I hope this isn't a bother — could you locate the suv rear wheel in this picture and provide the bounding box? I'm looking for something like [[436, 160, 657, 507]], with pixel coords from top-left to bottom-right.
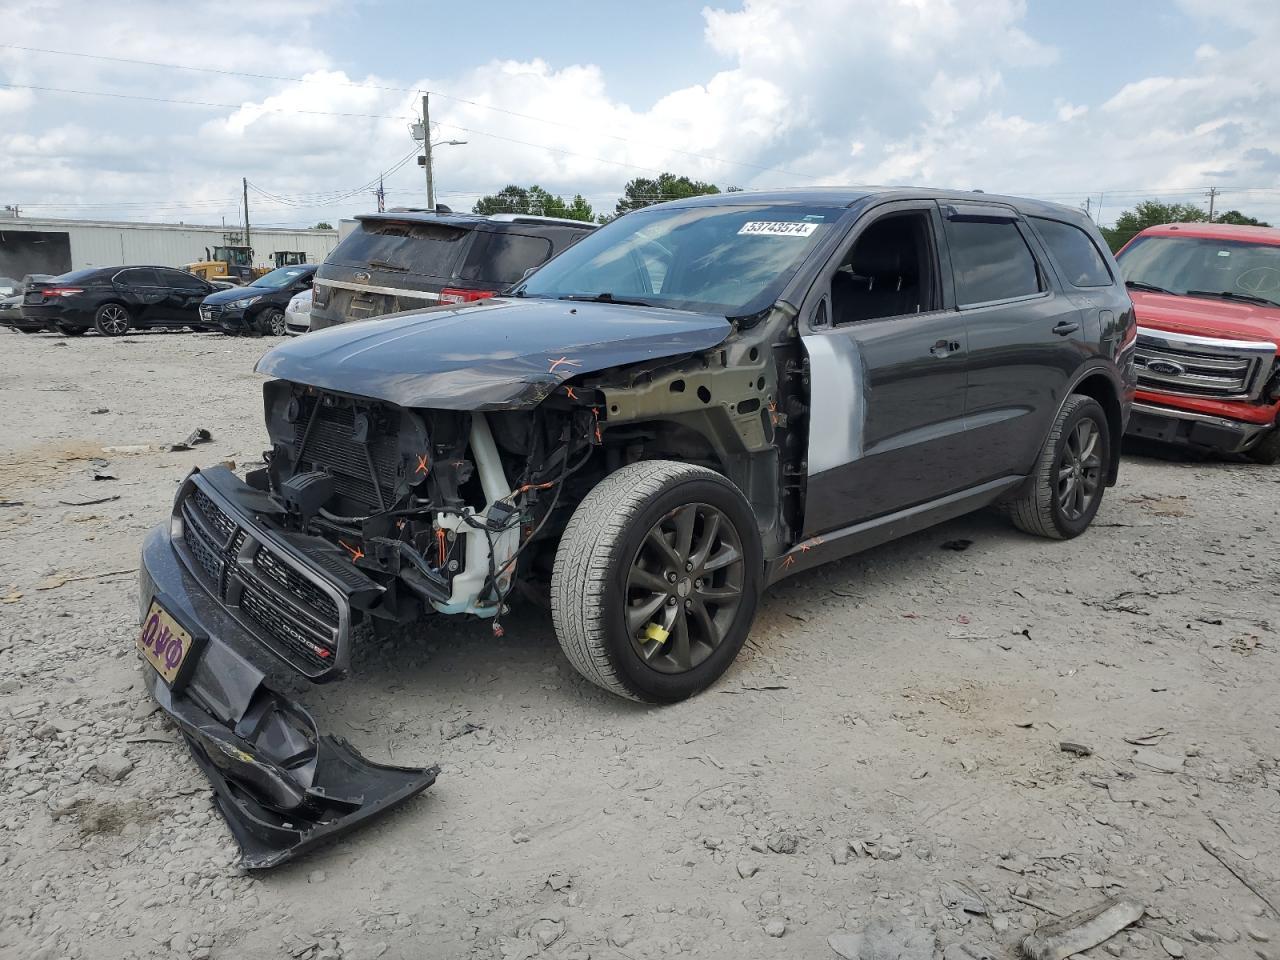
[[551, 460, 762, 702], [1006, 394, 1110, 539]]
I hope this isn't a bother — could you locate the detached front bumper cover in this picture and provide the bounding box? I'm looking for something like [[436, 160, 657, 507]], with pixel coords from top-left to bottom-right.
[[140, 491, 438, 869], [150, 670, 437, 869]]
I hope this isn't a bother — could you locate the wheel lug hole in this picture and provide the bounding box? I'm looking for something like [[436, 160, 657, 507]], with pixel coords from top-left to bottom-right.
[[666, 571, 677, 583], [684, 562, 693, 572], [685, 599, 693, 609]]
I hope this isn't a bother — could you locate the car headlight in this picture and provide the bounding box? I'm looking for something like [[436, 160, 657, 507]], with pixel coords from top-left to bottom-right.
[[241, 296, 262, 308]]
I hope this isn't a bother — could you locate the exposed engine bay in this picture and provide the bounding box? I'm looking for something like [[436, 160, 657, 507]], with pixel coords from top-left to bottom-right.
[[256, 380, 600, 643]]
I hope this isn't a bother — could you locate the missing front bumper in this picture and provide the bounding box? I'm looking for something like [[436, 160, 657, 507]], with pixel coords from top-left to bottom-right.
[[140, 524, 438, 869], [149, 670, 436, 870]]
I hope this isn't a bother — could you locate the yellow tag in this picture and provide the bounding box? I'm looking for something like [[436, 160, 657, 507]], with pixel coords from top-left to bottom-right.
[[643, 622, 670, 644]]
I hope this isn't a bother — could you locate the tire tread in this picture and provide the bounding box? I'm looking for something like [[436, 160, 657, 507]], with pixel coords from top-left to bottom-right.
[[550, 460, 731, 701]]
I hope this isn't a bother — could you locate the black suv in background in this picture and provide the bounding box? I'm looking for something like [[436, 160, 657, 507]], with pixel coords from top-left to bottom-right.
[[21, 266, 219, 336], [309, 211, 596, 330], [199, 264, 317, 336]]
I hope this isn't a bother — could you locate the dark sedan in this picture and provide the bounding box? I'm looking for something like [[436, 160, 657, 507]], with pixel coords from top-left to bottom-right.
[[200, 264, 316, 336], [21, 266, 220, 336]]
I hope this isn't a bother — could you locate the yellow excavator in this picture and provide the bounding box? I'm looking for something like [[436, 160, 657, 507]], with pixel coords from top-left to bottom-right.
[[184, 245, 267, 285]]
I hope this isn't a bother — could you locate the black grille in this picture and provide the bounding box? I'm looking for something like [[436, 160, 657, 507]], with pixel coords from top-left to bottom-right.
[[254, 547, 340, 622], [193, 488, 236, 541], [199, 304, 224, 323], [176, 481, 345, 677], [241, 582, 335, 669], [294, 398, 402, 509]]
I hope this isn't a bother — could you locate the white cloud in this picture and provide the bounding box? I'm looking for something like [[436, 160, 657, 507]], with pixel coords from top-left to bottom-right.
[[1, 0, 1279, 228]]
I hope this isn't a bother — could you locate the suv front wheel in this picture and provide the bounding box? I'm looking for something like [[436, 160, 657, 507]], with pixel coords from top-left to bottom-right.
[[551, 460, 763, 702], [1006, 394, 1111, 539]]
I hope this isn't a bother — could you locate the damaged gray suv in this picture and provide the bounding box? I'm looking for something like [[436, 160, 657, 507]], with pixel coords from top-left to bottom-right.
[[138, 187, 1135, 866]]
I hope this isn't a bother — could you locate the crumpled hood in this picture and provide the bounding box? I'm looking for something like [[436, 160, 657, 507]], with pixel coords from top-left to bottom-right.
[[256, 297, 733, 410], [1132, 290, 1280, 349]]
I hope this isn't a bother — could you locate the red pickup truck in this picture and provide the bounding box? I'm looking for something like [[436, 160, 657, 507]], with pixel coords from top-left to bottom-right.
[[1117, 222, 1280, 462]]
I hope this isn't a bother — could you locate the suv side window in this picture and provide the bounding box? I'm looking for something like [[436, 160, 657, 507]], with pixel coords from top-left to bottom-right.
[[944, 219, 1042, 306], [830, 211, 941, 325], [460, 233, 554, 286], [1029, 217, 1112, 288]]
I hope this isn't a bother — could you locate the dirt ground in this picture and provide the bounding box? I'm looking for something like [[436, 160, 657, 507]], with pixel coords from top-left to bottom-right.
[[1, 327, 1278, 960]]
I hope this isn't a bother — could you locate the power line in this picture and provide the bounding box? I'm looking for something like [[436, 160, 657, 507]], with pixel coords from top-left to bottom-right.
[[0, 43, 813, 180]]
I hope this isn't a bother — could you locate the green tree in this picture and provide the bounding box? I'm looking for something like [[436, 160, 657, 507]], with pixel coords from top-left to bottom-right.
[[472, 185, 595, 222], [1101, 200, 1206, 252], [313, 221, 333, 230], [1213, 209, 1270, 227], [612, 172, 722, 218], [1100, 200, 1272, 251]]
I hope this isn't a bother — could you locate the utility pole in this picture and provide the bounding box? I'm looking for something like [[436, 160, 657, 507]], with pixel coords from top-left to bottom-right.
[[422, 93, 435, 209], [242, 177, 251, 256], [1206, 186, 1219, 222]]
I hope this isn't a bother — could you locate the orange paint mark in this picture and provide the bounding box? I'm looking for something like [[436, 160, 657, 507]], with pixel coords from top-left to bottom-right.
[[416, 453, 430, 475], [436, 528, 447, 567], [782, 555, 795, 569], [563, 386, 578, 400], [339, 539, 365, 562], [591, 407, 602, 443]]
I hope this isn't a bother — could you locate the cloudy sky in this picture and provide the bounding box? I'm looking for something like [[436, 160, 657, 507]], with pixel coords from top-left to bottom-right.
[[1, 0, 1278, 229]]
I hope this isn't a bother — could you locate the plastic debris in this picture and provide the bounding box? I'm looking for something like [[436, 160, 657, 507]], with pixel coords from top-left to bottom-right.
[[1020, 898, 1144, 960]]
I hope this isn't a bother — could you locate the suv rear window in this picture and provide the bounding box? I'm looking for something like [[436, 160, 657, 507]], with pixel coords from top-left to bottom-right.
[[945, 219, 1042, 305], [460, 232, 554, 286], [328, 220, 470, 278], [1031, 217, 1112, 288]]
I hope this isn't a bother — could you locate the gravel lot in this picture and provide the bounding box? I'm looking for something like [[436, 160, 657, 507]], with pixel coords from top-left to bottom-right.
[[1, 327, 1279, 960]]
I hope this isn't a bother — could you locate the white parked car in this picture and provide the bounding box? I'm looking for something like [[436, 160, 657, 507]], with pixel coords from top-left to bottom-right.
[[284, 287, 312, 335]]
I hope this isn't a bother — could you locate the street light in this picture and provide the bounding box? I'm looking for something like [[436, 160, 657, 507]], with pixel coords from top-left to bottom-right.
[[421, 139, 466, 210]]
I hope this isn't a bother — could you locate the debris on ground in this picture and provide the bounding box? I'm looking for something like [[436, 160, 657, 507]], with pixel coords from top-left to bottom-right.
[[1200, 839, 1280, 917], [1059, 740, 1092, 757], [1019, 898, 1144, 960], [941, 539, 974, 551], [169, 427, 212, 451]]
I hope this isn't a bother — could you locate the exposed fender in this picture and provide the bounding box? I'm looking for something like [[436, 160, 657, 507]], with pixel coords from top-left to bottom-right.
[[581, 306, 797, 560]]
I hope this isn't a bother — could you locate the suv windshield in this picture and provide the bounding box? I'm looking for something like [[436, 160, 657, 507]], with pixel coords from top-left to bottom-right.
[[1118, 235, 1280, 308], [328, 220, 469, 277], [517, 204, 843, 316], [251, 266, 311, 290]]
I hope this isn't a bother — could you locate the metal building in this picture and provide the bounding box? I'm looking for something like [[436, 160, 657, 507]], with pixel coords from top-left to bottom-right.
[[0, 214, 339, 279]]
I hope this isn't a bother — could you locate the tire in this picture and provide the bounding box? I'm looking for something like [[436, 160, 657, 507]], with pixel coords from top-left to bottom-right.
[[56, 324, 86, 337], [256, 307, 285, 336], [551, 460, 763, 703], [93, 303, 131, 336], [1246, 427, 1280, 465], [1006, 395, 1110, 539]]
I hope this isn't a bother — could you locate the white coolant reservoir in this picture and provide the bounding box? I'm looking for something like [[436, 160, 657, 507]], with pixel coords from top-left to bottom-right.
[[431, 413, 520, 617]]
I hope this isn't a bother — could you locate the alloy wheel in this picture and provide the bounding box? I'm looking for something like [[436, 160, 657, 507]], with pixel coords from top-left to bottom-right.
[[98, 305, 129, 335], [625, 502, 745, 674], [268, 310, 287, 336], [1056, 418, 1102, 521]]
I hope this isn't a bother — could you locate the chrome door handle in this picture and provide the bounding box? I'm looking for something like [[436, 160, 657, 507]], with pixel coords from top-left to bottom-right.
[[930, 339, 961, 358]]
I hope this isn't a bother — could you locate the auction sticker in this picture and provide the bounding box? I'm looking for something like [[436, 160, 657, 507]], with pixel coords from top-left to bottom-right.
[[738, 221, 819, 237]]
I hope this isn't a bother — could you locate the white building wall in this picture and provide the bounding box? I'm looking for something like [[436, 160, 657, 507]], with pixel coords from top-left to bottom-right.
[[0, 216, 339, 272]]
